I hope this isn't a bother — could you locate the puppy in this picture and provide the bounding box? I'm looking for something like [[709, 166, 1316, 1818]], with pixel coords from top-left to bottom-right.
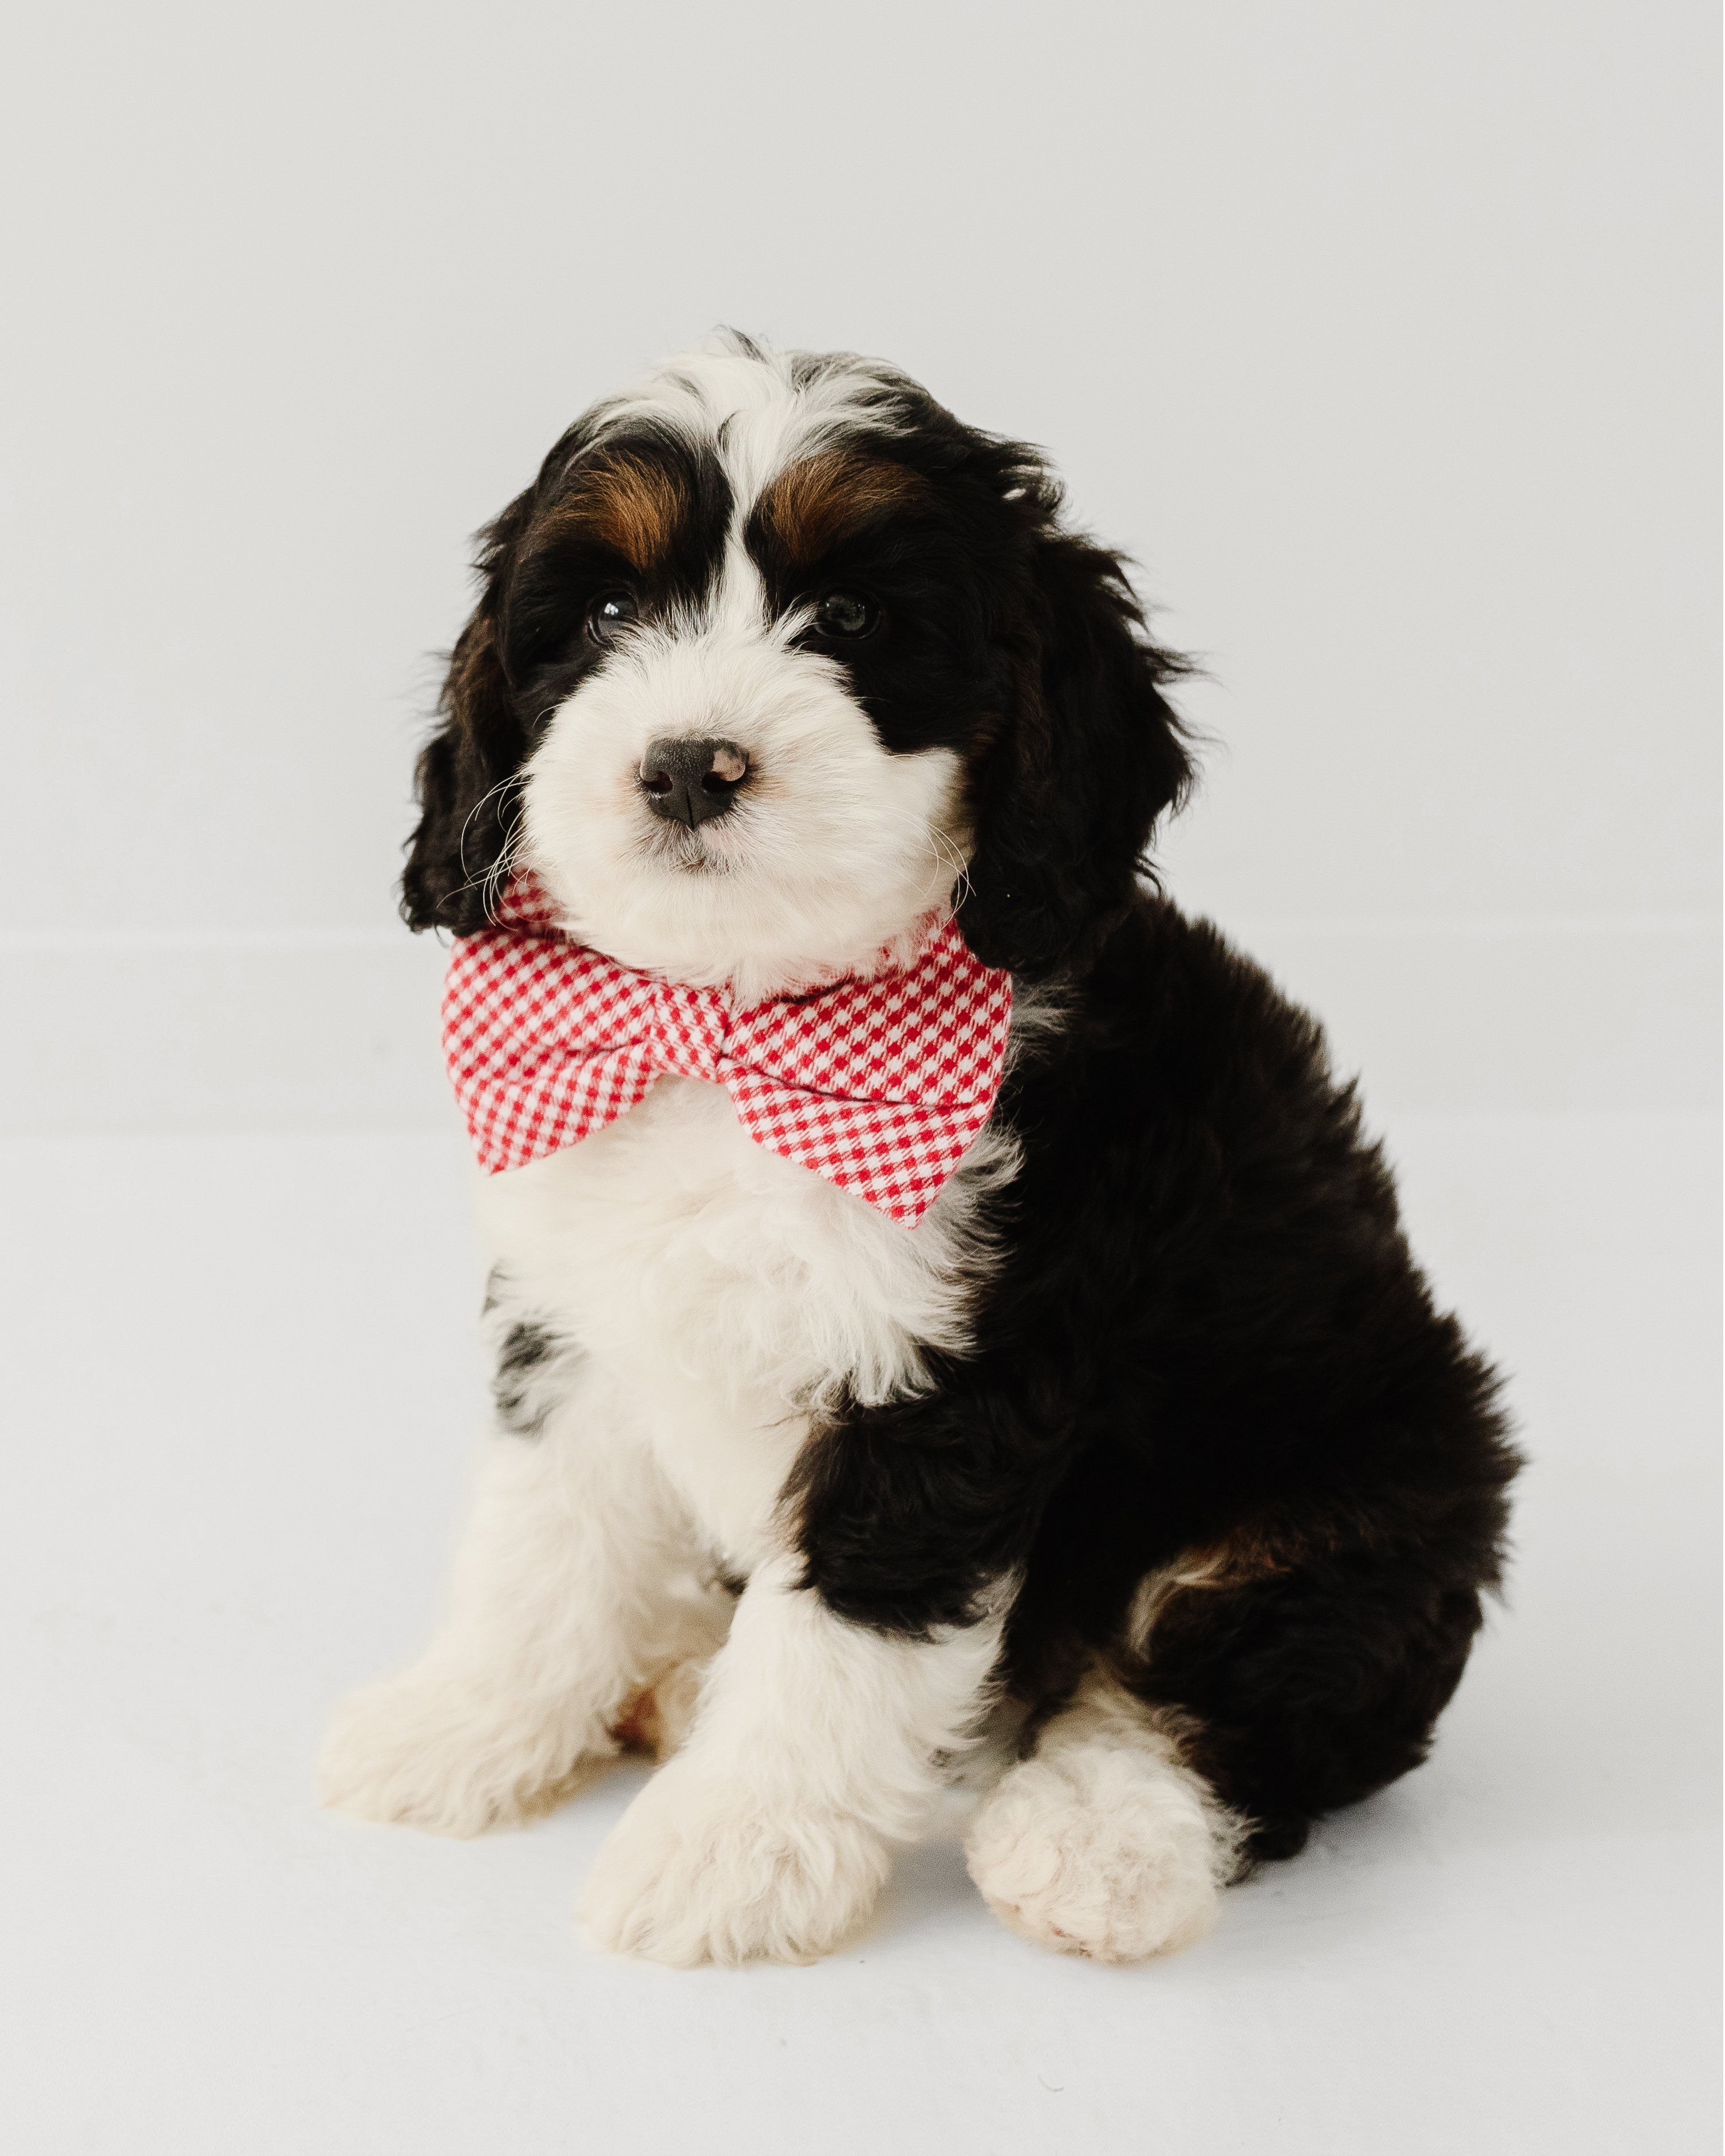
[[319, 333, 1519, 1967]]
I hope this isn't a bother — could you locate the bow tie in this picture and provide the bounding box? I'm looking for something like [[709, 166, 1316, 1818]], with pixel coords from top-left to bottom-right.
[[441, 872, 1014, 1226]]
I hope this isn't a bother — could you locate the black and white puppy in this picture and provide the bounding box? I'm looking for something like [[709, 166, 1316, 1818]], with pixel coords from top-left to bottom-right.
[[319, 333, 1519, 1967]]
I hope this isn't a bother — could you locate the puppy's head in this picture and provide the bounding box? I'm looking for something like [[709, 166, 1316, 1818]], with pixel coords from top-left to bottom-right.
[[404, 334, 1191, 994]]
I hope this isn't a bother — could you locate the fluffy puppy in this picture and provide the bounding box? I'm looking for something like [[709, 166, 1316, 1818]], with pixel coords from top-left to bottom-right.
[[319, 333, 1519, 1967]]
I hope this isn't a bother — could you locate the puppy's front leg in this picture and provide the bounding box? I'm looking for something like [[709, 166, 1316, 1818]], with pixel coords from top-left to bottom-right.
[[581, 1555, 1004, 1965], [319, 1361, 723, 1836]]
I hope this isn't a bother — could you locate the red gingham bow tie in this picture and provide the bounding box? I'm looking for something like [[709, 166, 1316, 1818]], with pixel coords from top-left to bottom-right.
[[441, 871, 1014, 1227]]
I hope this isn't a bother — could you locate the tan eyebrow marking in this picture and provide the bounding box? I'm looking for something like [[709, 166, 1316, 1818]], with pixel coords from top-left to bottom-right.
[[539, 454, 692, 571], [756, 451, 930, 566]]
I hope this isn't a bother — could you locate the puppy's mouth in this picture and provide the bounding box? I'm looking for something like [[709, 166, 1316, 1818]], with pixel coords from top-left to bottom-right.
[[638, 816, 739, 875]]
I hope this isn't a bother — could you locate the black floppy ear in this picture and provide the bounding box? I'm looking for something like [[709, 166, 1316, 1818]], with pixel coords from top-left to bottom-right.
[[957, 534, 1193, 980], [400, 490, 536, 934]]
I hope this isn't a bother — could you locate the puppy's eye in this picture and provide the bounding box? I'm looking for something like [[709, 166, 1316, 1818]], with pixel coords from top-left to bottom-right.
[[587, 591, 637, 642], [814, 590, 878, 639]]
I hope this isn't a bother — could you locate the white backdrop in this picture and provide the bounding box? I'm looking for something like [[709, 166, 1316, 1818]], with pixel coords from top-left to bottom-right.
[[5, 10, 1720, 2153], [2, 0, 1716, 1132]]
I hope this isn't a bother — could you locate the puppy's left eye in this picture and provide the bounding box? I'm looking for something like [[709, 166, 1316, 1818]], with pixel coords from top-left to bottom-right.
[[813, 591, 878, 639], [587, 591, 638, 642]]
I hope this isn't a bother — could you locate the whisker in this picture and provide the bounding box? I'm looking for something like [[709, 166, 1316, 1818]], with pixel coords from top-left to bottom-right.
[[925, 822, 973, 912], [447, 769, 530, 913]]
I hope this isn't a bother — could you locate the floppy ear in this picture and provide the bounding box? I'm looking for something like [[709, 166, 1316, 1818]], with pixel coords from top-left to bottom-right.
[[400, 490, 536, 934], [957, 534, 1193, 980]]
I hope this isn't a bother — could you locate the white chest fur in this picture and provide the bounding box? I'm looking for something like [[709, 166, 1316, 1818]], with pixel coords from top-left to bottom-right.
[[472, 1077, 1016, 1564]]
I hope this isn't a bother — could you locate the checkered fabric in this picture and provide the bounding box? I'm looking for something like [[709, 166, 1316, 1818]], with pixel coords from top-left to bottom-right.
[[441, 871, 1014, 1227]]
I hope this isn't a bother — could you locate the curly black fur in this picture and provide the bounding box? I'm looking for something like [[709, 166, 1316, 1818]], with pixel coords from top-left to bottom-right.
[[789, 898, 1518, 1862]]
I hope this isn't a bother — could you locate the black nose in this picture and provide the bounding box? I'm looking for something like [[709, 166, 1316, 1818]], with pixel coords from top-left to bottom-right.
[[638, 737, 749, 829]]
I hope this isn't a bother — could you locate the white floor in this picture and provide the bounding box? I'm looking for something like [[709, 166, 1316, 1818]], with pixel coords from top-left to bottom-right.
[[3, 1113, 1718, 2155]]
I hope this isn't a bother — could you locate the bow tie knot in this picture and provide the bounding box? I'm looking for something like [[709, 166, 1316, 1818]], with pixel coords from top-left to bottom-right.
[[630, 978, 731, 1085]]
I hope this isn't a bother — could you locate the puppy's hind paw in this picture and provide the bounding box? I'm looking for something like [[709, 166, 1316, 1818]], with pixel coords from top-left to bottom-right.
[[965, 1748, 1226, 1964]]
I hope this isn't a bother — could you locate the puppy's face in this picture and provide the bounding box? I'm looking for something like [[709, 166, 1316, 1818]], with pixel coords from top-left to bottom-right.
[[510, 380, 1019, 996], [406, 339, 1192, 990]]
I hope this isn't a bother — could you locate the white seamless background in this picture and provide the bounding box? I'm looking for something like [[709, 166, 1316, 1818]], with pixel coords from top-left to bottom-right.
[[1, 5, 1718, 2155]]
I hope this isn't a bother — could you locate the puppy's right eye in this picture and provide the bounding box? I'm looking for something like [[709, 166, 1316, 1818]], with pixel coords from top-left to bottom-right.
[[814, 590, 878, 639], [587, 591, 637, 642]]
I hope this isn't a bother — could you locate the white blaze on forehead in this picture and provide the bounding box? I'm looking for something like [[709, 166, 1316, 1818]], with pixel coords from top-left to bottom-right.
[[713, 539, 774, 640], [649, 530, 775, 647], [595, 337, 906, 527]]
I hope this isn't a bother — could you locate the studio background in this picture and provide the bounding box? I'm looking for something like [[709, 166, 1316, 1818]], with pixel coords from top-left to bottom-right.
[[3, 3, 1718, 2153]]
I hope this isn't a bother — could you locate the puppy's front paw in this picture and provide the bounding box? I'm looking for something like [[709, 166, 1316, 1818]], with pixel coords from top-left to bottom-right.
[[965, 1751, 1222, 1963], [580, 1759, 889, 1966], [318, 1667, 610, 1838]]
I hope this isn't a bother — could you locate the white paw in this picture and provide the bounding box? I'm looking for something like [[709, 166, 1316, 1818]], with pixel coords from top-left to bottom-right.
[[580, 1758, 889, 1966], [318, 1665, 611, 1837], [965, 1746, 1224, 1962]]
